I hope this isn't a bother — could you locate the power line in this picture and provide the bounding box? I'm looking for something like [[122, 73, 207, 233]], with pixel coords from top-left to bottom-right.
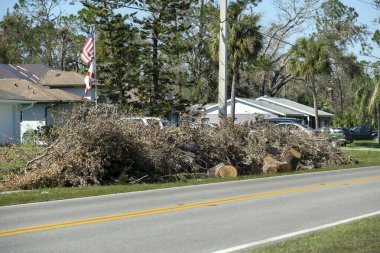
[[357, 0, 378, 9]]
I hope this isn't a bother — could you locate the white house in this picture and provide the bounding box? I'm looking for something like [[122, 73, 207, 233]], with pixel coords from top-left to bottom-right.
[[0, 78, 83, 145], [204, 97, 334, 127], [0, 90, 34, 145], [0, 64, 96, 101], [257, 96, 335, 128], [204, 97, 304, 124]]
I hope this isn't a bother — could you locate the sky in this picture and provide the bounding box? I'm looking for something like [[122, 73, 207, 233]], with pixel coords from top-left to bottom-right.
[[0, 0, 379, 62]]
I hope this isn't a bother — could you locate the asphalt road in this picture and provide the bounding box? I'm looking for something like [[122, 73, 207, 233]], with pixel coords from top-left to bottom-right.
[[1, 166, 380, 253]]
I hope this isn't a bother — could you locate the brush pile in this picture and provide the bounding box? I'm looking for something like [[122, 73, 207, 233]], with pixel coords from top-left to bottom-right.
[[2, 105, 357, 190]]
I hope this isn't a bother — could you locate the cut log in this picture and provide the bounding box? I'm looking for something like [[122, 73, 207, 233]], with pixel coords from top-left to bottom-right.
[[262, 156, 292, 174], [280, 146, 301, 171], [207, 163, 238, 178]]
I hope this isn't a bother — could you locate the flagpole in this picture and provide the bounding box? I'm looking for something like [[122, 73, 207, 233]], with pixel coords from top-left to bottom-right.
[[91, 24, 98, 108]]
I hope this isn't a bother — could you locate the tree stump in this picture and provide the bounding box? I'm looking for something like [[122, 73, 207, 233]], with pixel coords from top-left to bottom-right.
[[280, 146, 301, 171], [262, 156, 292, 174], [207, 163, 238, 178]]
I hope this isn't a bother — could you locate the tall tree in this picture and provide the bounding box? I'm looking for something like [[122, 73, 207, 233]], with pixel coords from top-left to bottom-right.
[[79, 0, 141, 105], [228, 2, 262, 122], [0, 11, 31, 63], [256, 0, 320, 97], [316, 0, 367, 112], [209, 0, 262, 122], [14, 0, 69, 67], [288, 37, 331, 128], [182, 0, 219, 104], [134, 0, 193, 115]]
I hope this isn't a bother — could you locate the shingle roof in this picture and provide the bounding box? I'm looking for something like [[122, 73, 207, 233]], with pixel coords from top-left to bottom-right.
[[40, 69, 85, 87], [0, 64, 50, 83], [238, 98, 305, 116], [257, 96, 335, 117], [0, 64, 85, 87], [205, 98, 304, 116], [0, 89, 31, 101], [0, 79, 83, 102]]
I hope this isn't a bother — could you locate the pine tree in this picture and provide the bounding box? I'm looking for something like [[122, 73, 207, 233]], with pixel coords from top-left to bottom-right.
[[80, 0, 141, 105]]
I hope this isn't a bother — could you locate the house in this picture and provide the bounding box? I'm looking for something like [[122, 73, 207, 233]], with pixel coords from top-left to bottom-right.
[[204, 97, 334, 127], [257, 96, 335, 128], [0, 64, 96, 101], [0, 78, 83, 145], [0, 87, 34, 145]]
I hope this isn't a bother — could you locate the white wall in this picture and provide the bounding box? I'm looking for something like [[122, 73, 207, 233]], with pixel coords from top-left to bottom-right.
[[59, 87, 93, 101], [20, 103, 77, 142], [205, 101, 276, 124], [0, 103, 21, 145]]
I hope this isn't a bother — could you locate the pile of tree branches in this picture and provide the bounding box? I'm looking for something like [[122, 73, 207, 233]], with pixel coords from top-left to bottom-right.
[[1, 105, 356, 190]]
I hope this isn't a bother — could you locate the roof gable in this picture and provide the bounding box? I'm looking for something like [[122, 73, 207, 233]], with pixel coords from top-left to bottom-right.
[[40, 69, 85, 86], [205, 98, 306, 117], [0, 79, 83, 103], [257, 96, 335, 117]]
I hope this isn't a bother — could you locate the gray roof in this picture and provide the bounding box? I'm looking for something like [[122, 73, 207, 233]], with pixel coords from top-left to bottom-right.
[[237, 98, 305, 116], [0, 90, 32, 102], [257, 96, 335, 117], [0, 79, 83, 103], [205, 98, 306, 117], [0, 64, 50, 84]]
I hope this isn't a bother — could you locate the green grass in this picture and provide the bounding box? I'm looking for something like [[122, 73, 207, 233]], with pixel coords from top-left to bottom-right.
[[251, 215, 380, 253], [0, 141, 380, 206], [346, 140, 380, 149], [0, 145, 42, 181]]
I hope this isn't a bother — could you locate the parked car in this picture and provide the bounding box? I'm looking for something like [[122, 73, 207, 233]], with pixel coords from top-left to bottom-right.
[[315, 127, 353, 144], [121, 117, 170, 129], [276, 122, 315, 135], [268, 117, 303, 124], [350, 125, 378, 141]]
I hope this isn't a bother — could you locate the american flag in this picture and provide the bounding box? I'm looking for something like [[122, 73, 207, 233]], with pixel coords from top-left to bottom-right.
[[84, 61, 95, 94], [81, 28, 94, 64]]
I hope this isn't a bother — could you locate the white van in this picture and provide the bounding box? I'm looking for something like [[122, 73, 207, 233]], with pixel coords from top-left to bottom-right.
[[121, 117, 169, 129]]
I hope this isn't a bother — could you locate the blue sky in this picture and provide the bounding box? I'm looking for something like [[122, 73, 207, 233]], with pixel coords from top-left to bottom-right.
[[1, 0, 379, 62]]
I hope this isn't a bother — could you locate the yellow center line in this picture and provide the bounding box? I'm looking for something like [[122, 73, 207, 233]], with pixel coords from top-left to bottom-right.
[[1, 176, 380, 237]]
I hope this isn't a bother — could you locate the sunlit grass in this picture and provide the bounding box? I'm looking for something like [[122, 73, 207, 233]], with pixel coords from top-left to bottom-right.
[[251, 215, 380, 253]]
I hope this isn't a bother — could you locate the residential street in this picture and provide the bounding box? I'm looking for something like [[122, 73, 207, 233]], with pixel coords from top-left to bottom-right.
[[1, 166, 380, 253]]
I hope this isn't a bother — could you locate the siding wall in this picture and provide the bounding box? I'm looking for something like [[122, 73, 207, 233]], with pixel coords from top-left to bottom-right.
[[205, 101, 276, 124], [0, 103, 20, 145]]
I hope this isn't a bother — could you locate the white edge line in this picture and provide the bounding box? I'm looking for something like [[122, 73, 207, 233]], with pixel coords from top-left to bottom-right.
[[0, 166, 379, 209], [212, 210, 380, 253], [16, 65, 28, 72]]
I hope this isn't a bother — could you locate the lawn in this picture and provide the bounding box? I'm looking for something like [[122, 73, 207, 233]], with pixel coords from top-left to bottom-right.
[[0, 141, 379, 206], [251, 215, 380, 253]]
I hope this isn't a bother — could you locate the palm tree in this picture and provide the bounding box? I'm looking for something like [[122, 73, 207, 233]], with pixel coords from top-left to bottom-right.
[[209, 0, 263, 123], [369, 78, 380, 143], [288, 37, 331, 128], [229, 11, 263, 122]]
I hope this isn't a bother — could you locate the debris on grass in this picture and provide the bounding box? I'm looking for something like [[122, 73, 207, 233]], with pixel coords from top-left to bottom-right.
[[1, 105, 357, 190]]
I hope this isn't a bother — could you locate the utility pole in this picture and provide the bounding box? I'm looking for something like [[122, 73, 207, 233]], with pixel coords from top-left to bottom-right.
[[218, 0, 228, 121]]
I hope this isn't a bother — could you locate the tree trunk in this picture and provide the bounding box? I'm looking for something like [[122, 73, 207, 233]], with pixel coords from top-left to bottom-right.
[[378, 103, 380, 144], [259, 75, 266, 96], [337, 76, 344, 113], [230, 61, 239, 124], [207, 163, 237, 178], [151, 28, 159, 110], [311, 76, 319, 129]]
